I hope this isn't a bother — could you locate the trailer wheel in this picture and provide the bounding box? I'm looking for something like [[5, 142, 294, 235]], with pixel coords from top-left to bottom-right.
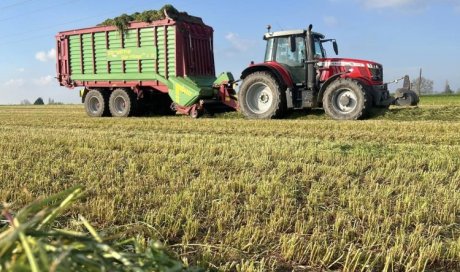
[[238, 72, 286, 119], [190, 107, 201, 118], [109, 88, 137, 117], [84, 89, 110, 117], [322, 78, 370, 120]]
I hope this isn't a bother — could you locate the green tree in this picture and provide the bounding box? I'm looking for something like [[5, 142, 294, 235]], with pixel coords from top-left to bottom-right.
[[33, 97, 45, 105], [411, 77, 434, 94]]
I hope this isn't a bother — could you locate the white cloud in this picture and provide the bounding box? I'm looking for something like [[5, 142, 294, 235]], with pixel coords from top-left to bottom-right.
[[225, 32, 256, 53], [4, 78, 25, 87], [359, 0, 416, 8], [35, 52, 47, 62], [48, 49, 56, 59], [35, 48, 56, 62], [323, 16, 338, 27], [34, 75, 55, 86], [17, 68, 25, 72]]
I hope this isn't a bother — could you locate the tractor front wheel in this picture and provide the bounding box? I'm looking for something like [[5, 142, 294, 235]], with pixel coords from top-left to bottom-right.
[[322, 79, 371, 120], [238, 72, 286, 119]]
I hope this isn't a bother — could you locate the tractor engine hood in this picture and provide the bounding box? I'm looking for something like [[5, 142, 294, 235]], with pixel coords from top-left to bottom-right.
[[317, 58, 384, 84]]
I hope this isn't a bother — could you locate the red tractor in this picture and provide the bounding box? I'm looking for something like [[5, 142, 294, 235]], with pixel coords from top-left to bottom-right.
[[238, 25, 418, 120]]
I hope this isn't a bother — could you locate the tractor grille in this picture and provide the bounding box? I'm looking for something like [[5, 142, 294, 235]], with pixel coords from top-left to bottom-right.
[[369, 64, 383, 82]]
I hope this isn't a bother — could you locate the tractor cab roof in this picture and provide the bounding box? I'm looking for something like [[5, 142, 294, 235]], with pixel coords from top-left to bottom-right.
[[264, 29, 325, 40]]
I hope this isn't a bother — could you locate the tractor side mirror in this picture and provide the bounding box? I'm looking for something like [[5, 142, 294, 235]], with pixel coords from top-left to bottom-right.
[[333, 40, 339, 55], [289, 35, 296, 52]]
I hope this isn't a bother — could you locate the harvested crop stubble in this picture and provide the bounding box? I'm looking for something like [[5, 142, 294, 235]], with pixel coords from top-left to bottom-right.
[[1, 96, 460, 271]]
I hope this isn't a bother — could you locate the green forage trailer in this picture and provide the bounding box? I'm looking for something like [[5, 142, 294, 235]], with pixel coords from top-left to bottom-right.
[[56, 11, 237, 117]]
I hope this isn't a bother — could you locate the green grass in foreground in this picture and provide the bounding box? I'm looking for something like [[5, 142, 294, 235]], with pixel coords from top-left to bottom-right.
[[1, 187, 200, 272], [1, 95, 460, 271]]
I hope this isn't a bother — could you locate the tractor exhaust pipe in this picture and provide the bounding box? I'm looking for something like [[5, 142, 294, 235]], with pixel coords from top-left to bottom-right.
[[306, 24, 315, 90]]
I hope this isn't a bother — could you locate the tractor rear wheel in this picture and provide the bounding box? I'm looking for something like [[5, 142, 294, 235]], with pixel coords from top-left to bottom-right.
[[238, 72, 286, 119], [322, 78, 370, 120], [84, 89, 110, 117], [109, 88, 137, 117]]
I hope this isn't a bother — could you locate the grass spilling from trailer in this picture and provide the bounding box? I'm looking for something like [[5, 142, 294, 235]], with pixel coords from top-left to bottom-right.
[[98, 4, 191, 33], [1, 96, 460, 271]]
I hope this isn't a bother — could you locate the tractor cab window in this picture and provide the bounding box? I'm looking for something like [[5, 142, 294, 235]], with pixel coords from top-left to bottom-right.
[[265, 38, 275, 62], [273, 36, 305, 67], [314, 37, 326, 58]]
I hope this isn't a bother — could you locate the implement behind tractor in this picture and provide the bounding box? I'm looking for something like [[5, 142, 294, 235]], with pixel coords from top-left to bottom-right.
[[56, 7, 418, 120]]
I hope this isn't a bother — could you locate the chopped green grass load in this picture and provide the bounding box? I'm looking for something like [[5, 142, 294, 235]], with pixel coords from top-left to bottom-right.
[[98, 4, 186, 33]]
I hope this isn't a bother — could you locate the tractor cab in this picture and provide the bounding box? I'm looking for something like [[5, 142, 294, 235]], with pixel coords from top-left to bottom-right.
[[263, 28, 338, 85]]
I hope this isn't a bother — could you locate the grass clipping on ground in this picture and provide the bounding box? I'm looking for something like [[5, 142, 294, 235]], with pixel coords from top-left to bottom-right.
[[0, 187, 202, 272], [98, 4, 192, 33]]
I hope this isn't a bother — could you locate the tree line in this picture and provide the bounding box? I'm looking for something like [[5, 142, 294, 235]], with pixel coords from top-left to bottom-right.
[[411, 77, 459, 95], [20, 98, 63, 105]]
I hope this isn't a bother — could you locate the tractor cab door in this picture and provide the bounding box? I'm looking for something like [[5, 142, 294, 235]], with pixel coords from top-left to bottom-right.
[[266, 36, 306, 84]]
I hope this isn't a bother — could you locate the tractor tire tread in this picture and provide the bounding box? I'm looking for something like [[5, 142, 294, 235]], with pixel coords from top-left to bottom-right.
[[238, 71, 286, 119], [109, 88, 138, 117], [322, 78, 370, 120]]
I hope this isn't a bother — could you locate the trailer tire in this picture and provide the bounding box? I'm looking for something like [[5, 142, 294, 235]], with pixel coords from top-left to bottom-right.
[[190, 107, 201, 118], [109, 88, 137, 117], [84, 89, 110, 117], [239, 72, 286, 119], [322, 78, 370, 120]]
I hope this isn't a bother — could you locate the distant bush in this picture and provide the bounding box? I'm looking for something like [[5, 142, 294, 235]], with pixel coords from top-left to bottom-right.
[[48, 98, 63, 105], [33, 97, 44, 105]]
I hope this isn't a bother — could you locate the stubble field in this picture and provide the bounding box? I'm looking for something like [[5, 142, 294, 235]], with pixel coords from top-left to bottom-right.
[[1, 95, 460, 271]]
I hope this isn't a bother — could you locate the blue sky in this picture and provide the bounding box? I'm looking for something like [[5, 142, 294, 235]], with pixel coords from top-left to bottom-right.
[[0, 0, 459, 104]]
